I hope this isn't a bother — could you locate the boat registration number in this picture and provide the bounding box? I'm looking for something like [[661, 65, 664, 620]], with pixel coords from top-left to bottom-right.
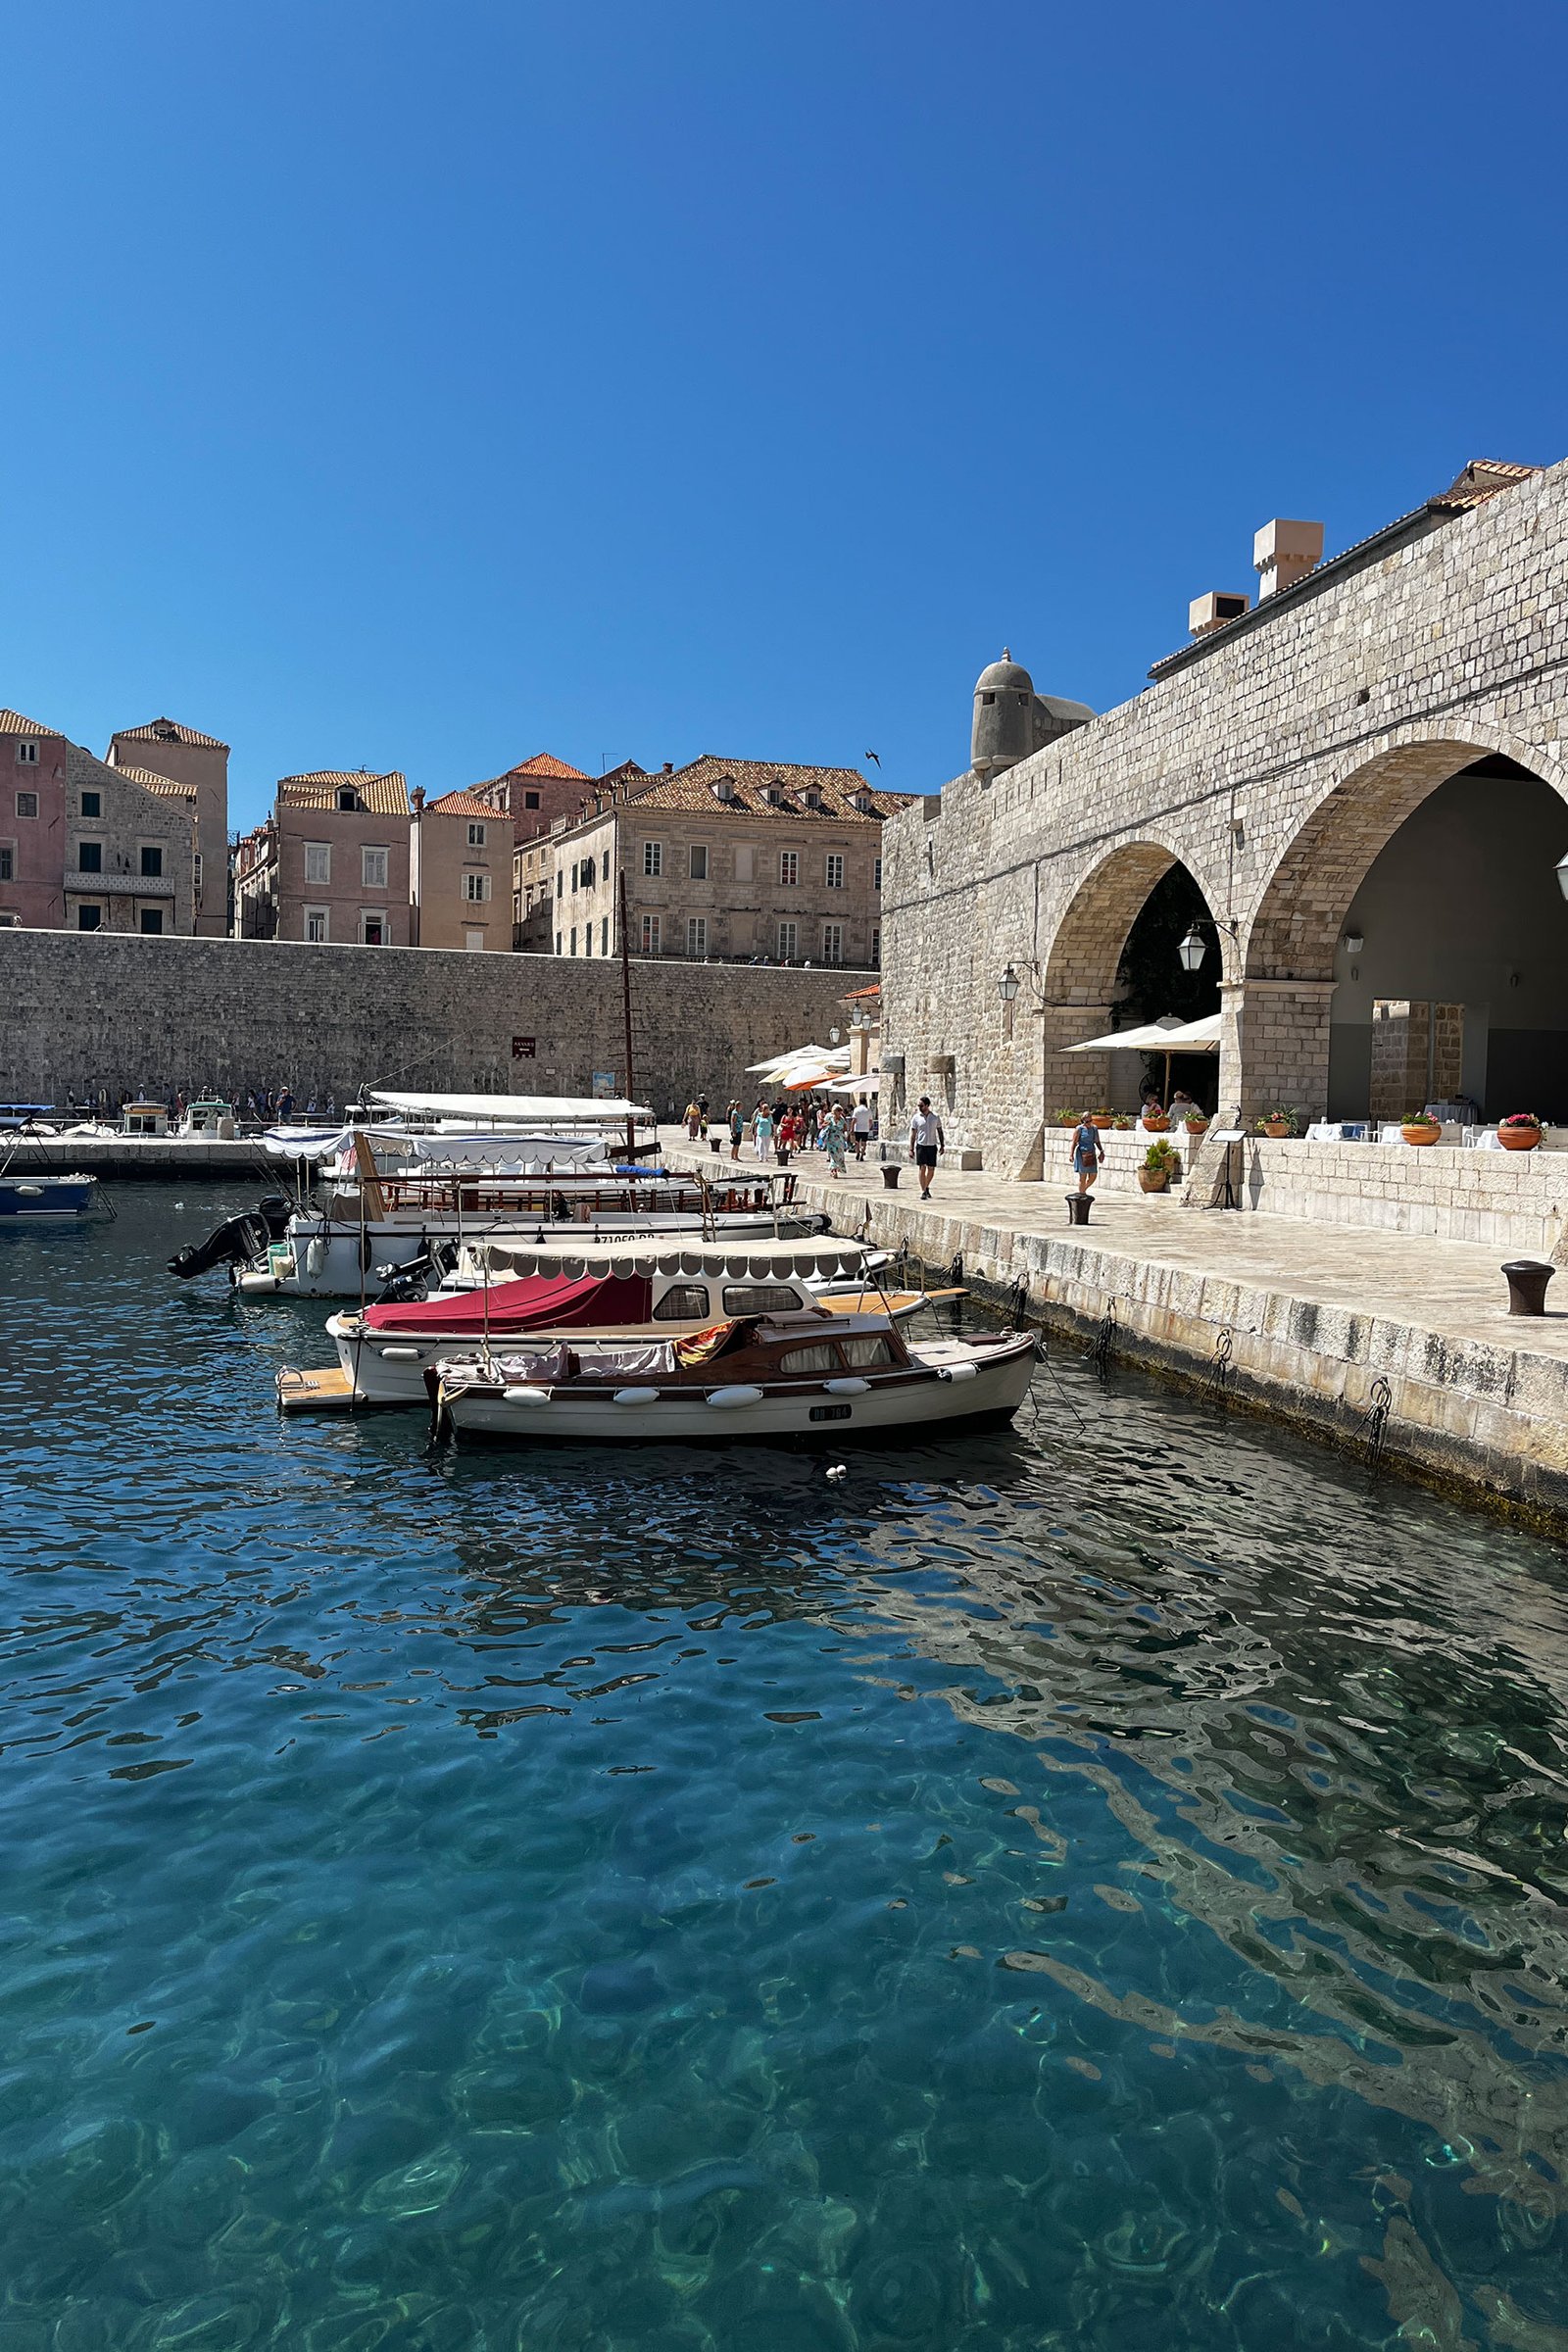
[[809, 1403, 852, 1422]]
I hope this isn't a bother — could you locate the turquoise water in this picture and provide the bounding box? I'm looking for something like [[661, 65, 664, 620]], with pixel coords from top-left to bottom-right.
[[3, 1184, 1568, 2350]]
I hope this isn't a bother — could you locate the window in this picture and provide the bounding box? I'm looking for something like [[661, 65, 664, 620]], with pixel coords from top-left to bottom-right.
[[570, 863, 579, 893], [722, 1285, 805, 1315], [15, 791, 37, 819], [77, 905, 102, 930], [305, 842, 331, 884], [463, 872, 491, 903], [822, 923, 843, 965], [569, 926, 577, 955], [840, 1334, 896, 1367], [556, 872, 564, 899], [871, 925, 881, 966], [305, 906, 328, 943], [466, 821, 487, 848], [81, 790, 101, 818], [337, 788, 360, 812], [689, 844, 709, 880], [734, 845, 754, 883], [601, 916, 609, 955], [779, 851, 799, 887], [15, 740, 38, 765], [825, 853, 844, 889], [641, 912, 662, 955], [777, 920, 797, 960], [556, 931, 563, 954], [873, 856, 882, 892], [581, 856, 595, 887], [193, 852, 203, 896], [687, 915, 707, 956], [584, 928, 592, 956], [654, 1284, 711, 1321], [362, 846, 389, 889], [140, 845, 163, 878], [0, 847, 13, 881], [465, 929, 485, 951], [139, 907, 164, 935], [779, 1342, 840, 1375], [643, 841, 662, 878], [523, 790, 540, 809], [360, 910, 387, 946], [78, 841, 103, 873]]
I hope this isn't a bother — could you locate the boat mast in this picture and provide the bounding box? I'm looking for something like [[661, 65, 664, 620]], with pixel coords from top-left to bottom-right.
[[617, 867, 636, 1164]]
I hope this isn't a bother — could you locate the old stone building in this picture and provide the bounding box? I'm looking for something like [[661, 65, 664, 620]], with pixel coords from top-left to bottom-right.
[[1, 708, 198, 936], [105, 717, 228, 935], [468, 750, 596, 842], [234, 769, 411, 947], [409, 788, 511, 950], [882, 458, 1568, 1174], [524, 756, 904, 966]]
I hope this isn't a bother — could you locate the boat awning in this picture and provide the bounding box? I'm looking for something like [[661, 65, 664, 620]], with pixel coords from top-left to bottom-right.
[[369, 1090, 655, 1124], [366, 1269, 654, 1335], [470, 1236, 879, 1281], [1063, 1014, 1220, 1054]]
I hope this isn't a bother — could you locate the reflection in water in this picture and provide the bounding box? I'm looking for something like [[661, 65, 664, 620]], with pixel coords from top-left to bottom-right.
[[1, 1186, 1566, 2347]]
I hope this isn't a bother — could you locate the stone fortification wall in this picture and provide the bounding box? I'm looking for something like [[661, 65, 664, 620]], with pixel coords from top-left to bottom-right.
[[0, 931, 871, 1114], [882, 460, 1568, 1174]]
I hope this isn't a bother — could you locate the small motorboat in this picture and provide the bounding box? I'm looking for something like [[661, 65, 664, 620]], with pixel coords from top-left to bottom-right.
[[297, 1243, 959, 1407], [0, 1171, 102, 1220], [434, 1312, 1038, 1445]]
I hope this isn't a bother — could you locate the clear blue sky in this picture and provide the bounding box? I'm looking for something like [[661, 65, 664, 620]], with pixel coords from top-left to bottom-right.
[[5, 1, 1565, 830]]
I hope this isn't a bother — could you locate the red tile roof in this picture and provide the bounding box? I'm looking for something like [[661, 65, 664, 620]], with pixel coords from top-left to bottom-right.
[[277, 768, 410, 816], [0, 709, 58, 736], [483, 751, 593, 784], [609, 755, 908, 822], [116, 761, 198, 802], [423, 789, 508, 819], [113, 716, 229, 750]]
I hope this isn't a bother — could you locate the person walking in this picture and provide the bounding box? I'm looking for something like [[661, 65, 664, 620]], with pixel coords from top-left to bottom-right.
[[1070, 1110, 1104, 1197], [727, 1101, 744, 1161], [823, 1107, 850, 1179], [851, 1096, 872, 1162], [684, 1099, 703, 1142], [752, 1102, 774, 1163], [907, 1096, 946, 1197]]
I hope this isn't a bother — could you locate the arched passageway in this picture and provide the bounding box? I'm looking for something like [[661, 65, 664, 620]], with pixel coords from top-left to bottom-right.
[[1242, 742, 1568, 1117]]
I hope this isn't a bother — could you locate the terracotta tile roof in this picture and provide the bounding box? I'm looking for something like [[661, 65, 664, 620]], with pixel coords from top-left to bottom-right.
[[422, 789, 509, 819], [112, 716, 229, 751], [277, 768, 410, 816], [1429, 459, 1542, 513], [482, 751, 593, 783], [0, 709, 57, 736], [116, 761, 198, 802], [610, 756, 909, 822]]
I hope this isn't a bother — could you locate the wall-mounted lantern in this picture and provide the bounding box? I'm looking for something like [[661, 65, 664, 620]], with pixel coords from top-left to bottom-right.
[[998, 963, 1021, 1004], [1343, 929, 1364, 957], [1177, 925, 1206, 974]]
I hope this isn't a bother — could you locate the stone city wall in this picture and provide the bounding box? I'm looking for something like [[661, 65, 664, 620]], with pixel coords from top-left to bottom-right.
[[882, 460, 1568, 1174], [0, 930, 872, 1114]]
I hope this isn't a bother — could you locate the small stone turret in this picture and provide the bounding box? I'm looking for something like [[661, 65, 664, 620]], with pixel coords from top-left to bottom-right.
[[970, 651, 1094, 783]]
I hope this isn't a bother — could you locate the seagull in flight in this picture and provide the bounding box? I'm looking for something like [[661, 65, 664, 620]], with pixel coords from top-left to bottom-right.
[[864, 750, 881, 767]]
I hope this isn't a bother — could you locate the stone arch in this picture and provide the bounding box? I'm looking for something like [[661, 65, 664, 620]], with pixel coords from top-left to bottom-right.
[[1240, 724, 1568, 1114], [1039, 838, 1227, 1121]]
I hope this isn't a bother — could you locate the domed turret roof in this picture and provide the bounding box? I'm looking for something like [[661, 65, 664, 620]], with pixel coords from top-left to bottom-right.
[[975, 647, 1034, 694]]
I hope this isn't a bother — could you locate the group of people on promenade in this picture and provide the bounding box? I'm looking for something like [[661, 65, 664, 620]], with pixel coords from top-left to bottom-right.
[[681, 1091, 950, 1196]]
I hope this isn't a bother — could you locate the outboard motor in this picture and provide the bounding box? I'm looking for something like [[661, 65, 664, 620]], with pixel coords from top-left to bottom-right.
[[168, 1209, 272, 1281], [373, 1247, 435, 1306], [257, 1195, 292, 1241]]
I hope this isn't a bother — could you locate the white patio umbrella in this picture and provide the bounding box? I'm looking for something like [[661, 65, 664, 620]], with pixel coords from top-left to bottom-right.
[[1063, 1012, 1220, 1108]]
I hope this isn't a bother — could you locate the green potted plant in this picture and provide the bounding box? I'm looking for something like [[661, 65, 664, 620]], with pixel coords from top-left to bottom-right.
[[1182, 1108, 1210, 1137], [1140, 1105, 1169, 1131], [1498, 1111, 1543, 1152], [1111, 1113, 1134, 1131], [1052, 1108, 1079, 1129], [1400, 1109, 1442, 1147], [1138, 1138, 1181, 1193], [1089, 1106, 1115, 1129], [1256, 1107, 1298, 1139]]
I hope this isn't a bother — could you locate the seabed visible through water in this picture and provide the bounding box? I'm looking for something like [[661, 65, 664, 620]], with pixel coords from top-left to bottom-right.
[[3, 1181, 1567, 2350]]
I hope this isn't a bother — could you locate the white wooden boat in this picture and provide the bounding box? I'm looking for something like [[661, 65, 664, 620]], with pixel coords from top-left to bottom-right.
[[435, 1313, 1038, 1445]]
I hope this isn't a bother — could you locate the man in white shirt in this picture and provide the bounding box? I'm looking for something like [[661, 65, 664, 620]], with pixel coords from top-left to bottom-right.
[[907, 1097, 946, 1196], [850, 1098, 873, 1162]]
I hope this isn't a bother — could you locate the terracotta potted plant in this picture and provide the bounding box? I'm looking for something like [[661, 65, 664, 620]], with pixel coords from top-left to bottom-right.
[[1140, 1107, 1169, 1131], [1183, 1111, 1210, 1138], [1052, 1108, 1078, 1129], [1498, 1112, 1543, 1152], [1090, 1107, 1115, 1129], [1400, 1111, 1442, 1147], [1111, 1113, 1133, 1131], [1257, 1107, 1297, 1140], [1138, 1138, 1180, 1193]]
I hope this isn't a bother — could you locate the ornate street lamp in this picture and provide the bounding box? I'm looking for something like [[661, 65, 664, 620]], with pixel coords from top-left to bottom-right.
[[998, 963, 1021, 1004], [1177, 924, 1206, 975]]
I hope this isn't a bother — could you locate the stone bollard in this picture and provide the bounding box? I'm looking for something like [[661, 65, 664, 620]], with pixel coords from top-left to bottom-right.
[[1066, 1195, 1094, 1226], [1501, 1259, 1555, 1316]]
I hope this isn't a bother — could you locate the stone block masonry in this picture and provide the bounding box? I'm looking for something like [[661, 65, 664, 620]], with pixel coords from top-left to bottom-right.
[[0, 931, 873, 1112]]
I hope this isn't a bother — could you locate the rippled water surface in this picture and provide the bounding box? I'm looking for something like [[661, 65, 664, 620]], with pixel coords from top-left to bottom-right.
[[5, 1184, 1568, 2349]]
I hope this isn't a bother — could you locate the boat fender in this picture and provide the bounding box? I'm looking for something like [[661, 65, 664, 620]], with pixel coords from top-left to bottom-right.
[[305, 1238, 327, 1278], [708, 1385, 764, 1408], [378, 1346, 421, 1361], [936, 1362, 979, 1383], [502, 1385, 553, 1406], [13, 1184, 43, 1199], [612, 1387, 662, 1405], [824, 1376, 870, 1396]]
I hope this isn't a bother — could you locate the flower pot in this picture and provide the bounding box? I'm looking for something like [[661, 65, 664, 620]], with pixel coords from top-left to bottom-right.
[[1137, 1169, 1169, 1193], [1499, 1125, 1542, 1151], [1140, 1113, 1169, 1132], [1400, 1124, 1441, 1147], [1089, 1113, 1115, 1129], [1184, 1119, 1209, 1139], [1262, 1120, 1292, 1140]]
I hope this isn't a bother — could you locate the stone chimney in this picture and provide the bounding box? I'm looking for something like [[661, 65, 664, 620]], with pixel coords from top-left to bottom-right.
[[1253, 518, 1324, 600], [1188, 590, 1250, 639]]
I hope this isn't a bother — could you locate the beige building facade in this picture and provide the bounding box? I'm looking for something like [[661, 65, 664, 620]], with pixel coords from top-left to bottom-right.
[[234, 769, 411, 948], [526, 757, 902, 966], [106, 717, 228, 935], [409, 789, 511, 950]]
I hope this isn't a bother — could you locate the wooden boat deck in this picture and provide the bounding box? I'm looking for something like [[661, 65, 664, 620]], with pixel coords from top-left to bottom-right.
[[277, 1366, 361, 1415]]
